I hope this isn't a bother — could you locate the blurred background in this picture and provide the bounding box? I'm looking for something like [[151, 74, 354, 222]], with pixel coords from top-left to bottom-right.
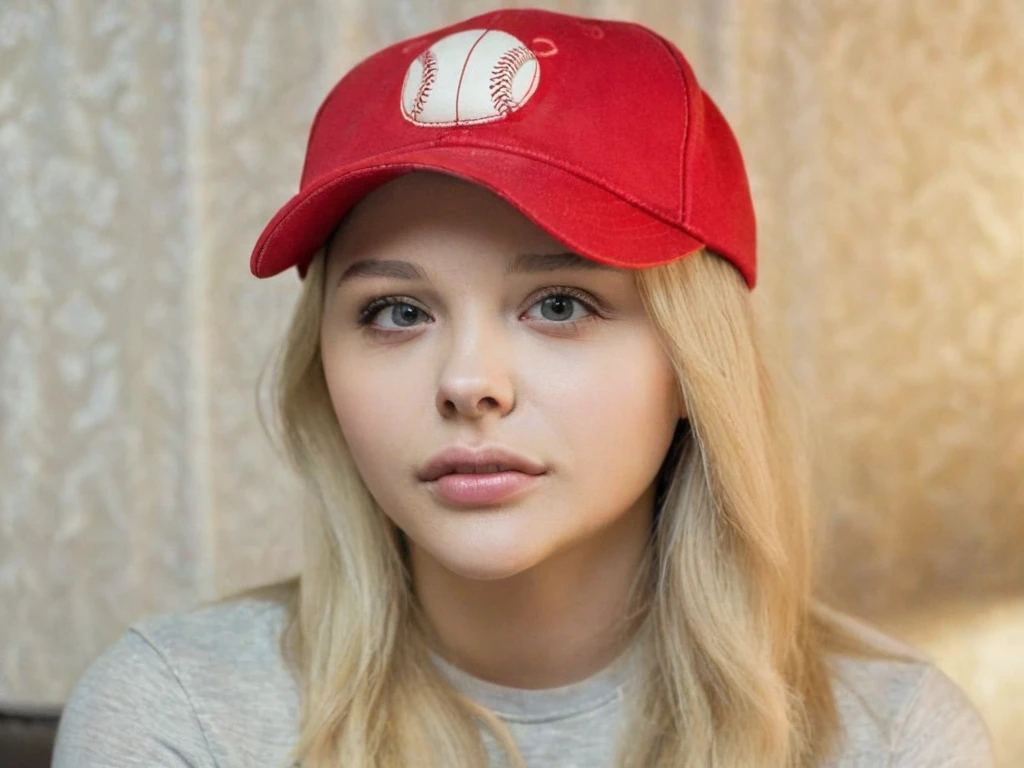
[[1, 0, 1021, 764]]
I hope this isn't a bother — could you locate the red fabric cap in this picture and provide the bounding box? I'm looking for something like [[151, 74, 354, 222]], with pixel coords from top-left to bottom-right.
[[250, 7, 757, 289]]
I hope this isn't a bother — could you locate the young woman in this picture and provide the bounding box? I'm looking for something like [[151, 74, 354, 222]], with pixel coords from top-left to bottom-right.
[[53, 7, 994, 768]]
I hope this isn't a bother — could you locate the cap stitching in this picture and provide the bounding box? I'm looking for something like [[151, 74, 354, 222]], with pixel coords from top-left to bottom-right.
[[643, 33, 692, 225], [255, 140, 704, 276], [616, 22, 690, 223]]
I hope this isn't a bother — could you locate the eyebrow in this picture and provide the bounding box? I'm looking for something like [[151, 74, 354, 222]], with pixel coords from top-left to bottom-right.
[[335, 251, 618, 288]]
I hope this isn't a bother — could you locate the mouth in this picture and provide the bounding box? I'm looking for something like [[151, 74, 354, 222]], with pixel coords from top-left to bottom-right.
[[417, 446, 548, 483], [438, 465, 539, 477]]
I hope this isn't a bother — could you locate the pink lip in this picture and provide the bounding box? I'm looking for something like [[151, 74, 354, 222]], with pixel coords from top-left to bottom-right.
[[426, 470, 545, 507], [417, 443, 547, 483]]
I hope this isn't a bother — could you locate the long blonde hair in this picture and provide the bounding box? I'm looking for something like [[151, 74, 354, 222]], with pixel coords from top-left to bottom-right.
[[214, 239, 914, 767]]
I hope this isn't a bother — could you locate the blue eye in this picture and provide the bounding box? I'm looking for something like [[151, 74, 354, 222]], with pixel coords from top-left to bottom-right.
[[356, 300, 425, 329], [355, 287, 601, 335], [523, 293, 594, 324]]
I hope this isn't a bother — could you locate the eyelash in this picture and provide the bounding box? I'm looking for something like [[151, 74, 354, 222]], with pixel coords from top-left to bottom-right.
[[355, 286, 602, 338]]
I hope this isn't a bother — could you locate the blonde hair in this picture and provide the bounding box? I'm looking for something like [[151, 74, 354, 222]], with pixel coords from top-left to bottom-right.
[[212, 240, 915, 767]]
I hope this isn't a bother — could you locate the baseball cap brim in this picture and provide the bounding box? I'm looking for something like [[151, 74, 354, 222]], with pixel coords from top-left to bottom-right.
[[250, 144, 710, 281]]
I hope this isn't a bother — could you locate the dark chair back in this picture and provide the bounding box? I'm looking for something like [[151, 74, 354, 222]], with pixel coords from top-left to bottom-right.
[[0, 707, 61, 767]]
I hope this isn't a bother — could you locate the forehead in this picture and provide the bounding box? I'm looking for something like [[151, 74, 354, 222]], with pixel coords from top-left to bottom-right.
[[333, 251, 621, 290]]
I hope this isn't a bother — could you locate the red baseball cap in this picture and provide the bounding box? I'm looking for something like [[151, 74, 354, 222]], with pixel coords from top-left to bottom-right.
[[250, 7, 757, 289]]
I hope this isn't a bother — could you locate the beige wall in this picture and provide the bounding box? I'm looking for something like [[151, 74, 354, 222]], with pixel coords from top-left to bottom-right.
[[2, 0, 1021, 762]]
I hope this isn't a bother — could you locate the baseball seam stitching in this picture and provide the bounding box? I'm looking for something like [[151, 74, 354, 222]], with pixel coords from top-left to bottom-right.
[[489, 45, 533, 116], [411, 49, 437, 120]]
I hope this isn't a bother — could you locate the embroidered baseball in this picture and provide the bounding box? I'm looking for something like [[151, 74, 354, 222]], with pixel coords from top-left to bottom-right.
[[400, 29, 540, 127]]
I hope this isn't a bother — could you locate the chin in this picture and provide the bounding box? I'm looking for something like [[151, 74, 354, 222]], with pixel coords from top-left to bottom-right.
[[429, 540, 544, 582], [443, 562, 531, 582]]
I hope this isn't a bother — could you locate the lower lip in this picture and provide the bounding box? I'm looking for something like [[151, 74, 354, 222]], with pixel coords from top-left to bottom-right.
[[426, 471, 546, 507]]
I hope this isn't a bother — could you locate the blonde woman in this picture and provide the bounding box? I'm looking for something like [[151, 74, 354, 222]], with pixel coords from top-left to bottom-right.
[[53, 7, 994, 768]]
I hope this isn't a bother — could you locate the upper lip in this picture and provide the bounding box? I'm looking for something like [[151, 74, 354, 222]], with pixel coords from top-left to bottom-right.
[[417, 443, 547, 481]]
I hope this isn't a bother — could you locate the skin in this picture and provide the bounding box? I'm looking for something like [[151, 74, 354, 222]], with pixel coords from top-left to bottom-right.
[[320, 171, 685, 689]]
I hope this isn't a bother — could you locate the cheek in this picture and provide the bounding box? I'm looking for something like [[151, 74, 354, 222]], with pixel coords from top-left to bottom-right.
[[557, 340, 676, 435], [553, 344, 678, 484], [321, 355, 414, 488]]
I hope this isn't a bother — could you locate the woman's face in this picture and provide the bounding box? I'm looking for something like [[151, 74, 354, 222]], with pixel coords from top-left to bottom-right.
[[320, 171, 683, 582]]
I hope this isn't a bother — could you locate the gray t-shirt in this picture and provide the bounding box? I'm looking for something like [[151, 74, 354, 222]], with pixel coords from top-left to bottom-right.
[[50, 596, 996, 767]]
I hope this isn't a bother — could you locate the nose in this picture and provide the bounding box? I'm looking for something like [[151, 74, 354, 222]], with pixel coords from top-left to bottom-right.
[[434, 315, 516, 420]]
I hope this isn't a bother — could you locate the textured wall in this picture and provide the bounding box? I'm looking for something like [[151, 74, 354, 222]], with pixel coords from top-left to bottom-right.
[[2, 0, 1021, 761]]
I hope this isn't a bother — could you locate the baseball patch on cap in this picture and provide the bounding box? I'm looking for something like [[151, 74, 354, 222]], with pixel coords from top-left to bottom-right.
[[400, 29, 540, 127]]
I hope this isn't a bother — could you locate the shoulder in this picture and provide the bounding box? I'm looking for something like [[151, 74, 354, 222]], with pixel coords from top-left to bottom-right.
[[130, 590, 298, 695], [817, 604, 996, 767], [53, 593, 300, 767]]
